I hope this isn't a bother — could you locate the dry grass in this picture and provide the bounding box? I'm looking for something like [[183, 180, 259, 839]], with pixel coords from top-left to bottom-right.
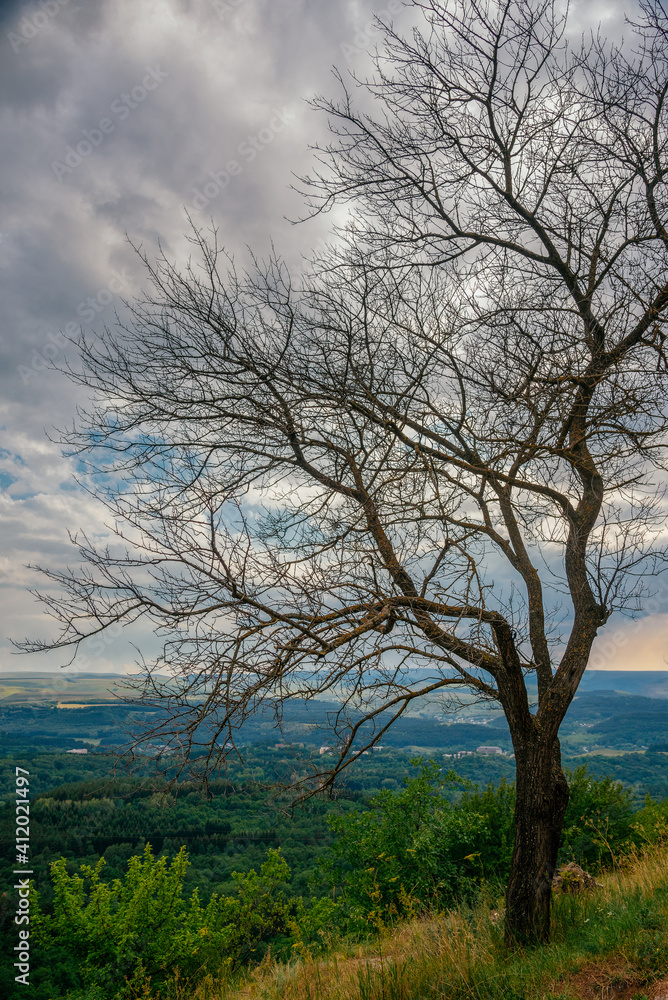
[[169, 844, 668, 1000]]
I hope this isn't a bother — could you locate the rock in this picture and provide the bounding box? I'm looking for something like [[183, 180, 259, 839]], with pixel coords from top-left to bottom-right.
[[552, 861, 602, 894]]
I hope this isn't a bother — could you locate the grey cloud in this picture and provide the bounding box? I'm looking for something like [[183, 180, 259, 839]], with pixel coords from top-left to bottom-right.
[[0, 0, 658, 674], [0, 0, 385, 671]]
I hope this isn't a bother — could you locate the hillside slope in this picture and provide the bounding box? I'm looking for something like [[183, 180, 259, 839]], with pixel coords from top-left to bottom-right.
[[212, 845, 668, 1000]]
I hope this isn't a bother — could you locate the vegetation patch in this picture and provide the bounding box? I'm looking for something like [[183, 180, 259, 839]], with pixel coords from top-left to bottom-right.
[[208, 845, 668, 1000]]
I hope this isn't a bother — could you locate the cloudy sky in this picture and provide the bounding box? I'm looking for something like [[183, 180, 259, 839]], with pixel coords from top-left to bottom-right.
[[0, 0, 665, 677]]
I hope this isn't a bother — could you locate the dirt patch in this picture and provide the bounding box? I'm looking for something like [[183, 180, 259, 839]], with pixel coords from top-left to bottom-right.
[[552, 959, 652, 999]]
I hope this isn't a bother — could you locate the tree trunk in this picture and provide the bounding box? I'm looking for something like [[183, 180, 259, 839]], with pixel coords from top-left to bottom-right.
[[505, 733, 569, 946]]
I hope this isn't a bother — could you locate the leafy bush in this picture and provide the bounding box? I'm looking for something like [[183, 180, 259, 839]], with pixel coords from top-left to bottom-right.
[[32, 845, 295, 997], [322, 761, 492, 923], [559, 767, 638, 869], [456, 778, 516, 879], [322, 761, 643, 926], [633, 794, 668, 846]]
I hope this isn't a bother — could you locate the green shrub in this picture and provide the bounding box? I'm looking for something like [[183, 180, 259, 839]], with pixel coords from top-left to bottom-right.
[[32, 845, 295, 997], [456, 778, 516, 880], [322, 761, 644, 926], [560, 767, 638, 869], [322, 760, 490, 923], [633, 794, 668, 846]]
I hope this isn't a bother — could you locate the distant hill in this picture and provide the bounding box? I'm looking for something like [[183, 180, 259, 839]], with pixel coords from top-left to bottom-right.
[[1, 671, 667, 759], [3, 668, 667, 700], [566, 690, 668, 720], [577, 670, 668, 698]]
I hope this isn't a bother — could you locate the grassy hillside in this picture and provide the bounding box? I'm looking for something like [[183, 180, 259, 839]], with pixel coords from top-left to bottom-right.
[[205, 845, 668, 1000]]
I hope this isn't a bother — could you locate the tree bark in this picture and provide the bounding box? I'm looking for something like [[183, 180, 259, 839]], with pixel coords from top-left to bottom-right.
[[505, 732, 569, 946]]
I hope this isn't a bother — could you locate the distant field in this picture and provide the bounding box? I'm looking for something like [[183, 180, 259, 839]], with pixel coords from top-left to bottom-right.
[[0, 672, 125, 704], [56, 702, 118, 709], [0, 686, 23, 700]]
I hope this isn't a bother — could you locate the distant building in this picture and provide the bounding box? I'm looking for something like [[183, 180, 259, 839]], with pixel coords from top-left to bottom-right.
[[476, 746, 504, 755], [66, 748, 88, 754]]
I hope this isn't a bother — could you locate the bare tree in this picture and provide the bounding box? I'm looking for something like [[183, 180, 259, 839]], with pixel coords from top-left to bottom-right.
[[19, 0, 668, 944]]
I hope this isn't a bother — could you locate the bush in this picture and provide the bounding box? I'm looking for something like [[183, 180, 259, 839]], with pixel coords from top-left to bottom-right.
[[633, 794, 668, 846], [559, 767, 638, 869], [456, 778, 516, 881], [32, 845, 296, 997], [322, 761, 491, 923], [322, 761, 644, 926]]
